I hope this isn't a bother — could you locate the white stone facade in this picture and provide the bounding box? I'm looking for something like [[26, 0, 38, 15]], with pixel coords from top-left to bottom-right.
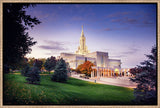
[[59, 26, 123, 76]]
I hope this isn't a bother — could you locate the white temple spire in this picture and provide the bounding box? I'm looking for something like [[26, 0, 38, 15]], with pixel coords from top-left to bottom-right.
[[76, 25, 89, 55], [81, 25, 84, 37]]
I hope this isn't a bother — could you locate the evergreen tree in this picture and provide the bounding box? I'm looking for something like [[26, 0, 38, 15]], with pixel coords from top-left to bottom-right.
[[3, 3, 41, 73], [21, 63, 30, 76], [33, 59, 43, 71], [130, 45, 157, 105], [26, 66, 41, 85], [51, 58, 68, 82], [44, 56, 57, 74]]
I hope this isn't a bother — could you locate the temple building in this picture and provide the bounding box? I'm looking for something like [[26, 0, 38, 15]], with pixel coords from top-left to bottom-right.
[[58, 26, 131, 77]]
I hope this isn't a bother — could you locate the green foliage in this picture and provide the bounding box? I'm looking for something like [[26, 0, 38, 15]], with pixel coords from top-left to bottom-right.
[[28, 57, 36, 67], [3, 3, 40, 72], [26, 67, 41, 84], [4, 74, 134, 105], [33, 59, 43, 71], [38, 58, 46, 71], [21, 64, 30, 76], [51, 58, 68, 82], [44, 56, 57, 74], [130, 45, 157, 105]]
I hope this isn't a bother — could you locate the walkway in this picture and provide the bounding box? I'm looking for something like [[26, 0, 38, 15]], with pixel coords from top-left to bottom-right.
[[71, 74, 137, 88]]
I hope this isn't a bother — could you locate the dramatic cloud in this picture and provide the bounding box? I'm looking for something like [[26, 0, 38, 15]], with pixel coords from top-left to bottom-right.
[[38, 40, 68, 51]]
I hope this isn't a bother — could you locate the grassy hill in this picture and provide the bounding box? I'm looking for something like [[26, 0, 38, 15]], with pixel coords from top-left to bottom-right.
[[4, 74, 135, 105]]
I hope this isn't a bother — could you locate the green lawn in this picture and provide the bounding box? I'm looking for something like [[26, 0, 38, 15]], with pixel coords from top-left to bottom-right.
[[4, 74, 135, 105]]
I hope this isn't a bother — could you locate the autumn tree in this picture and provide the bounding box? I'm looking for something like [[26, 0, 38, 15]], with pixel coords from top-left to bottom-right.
[[130, 45, 157, 105], [75, 64, 83, 73], [76, 61, 95, 76], [3, 3, 41, 73], [44, 56, 57, 74]]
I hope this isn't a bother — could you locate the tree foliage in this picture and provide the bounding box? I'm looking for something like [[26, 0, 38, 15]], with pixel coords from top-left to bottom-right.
[[75, 64, 83, 73], [28, 57, 36, 67], [3, 3, 41, 72], [33, 59, 43, 71], [44, 56, 57, 74], [76, 61, 95, 76], [21, 63, 30, 76], [26, 66, 41, 85], [38, 58, 46, 71], [51, 58, 68, 82], [130, 45, 157, 105]]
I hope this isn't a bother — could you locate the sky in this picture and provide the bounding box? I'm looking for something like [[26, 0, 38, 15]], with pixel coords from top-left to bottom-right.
[[25, 4, 157, 68]]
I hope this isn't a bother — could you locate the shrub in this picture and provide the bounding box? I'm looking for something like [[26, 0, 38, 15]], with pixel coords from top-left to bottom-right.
[[51, 58, 68, 82], [26, 66, 41, 84]]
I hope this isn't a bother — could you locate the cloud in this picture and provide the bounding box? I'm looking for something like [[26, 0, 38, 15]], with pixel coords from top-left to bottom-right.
[[39, 45, 66, 50], [104, 27, 129, 31], [30, 10, 49, 19], [110, 55, 127, 58], [104, 28, 112, 31], [109, 11, 155, 27], [124, 18, 137, 24], [45, 53, 52, 55], [121, 47, 139, 55], [38, 40, 68, 51], [74, 4, 81, 8], [111, 17, 138, 24], [71, 16, 84, 21], [107, 12, 130, 18], [111, 19, 121, 22]]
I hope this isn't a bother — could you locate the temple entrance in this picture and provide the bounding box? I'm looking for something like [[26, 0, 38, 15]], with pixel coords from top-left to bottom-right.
[[114, 68, 119, 76], [91, 66, 132, 78]]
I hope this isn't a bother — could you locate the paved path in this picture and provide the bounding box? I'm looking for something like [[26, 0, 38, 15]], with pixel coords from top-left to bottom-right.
[[71, 75, 137, 88]]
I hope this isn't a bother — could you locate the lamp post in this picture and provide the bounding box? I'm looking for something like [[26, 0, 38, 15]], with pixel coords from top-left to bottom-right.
[[91, 66, 97, 83]]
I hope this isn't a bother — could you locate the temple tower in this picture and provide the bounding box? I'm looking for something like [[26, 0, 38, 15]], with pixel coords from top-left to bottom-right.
[[76, 25, 89, 55]]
